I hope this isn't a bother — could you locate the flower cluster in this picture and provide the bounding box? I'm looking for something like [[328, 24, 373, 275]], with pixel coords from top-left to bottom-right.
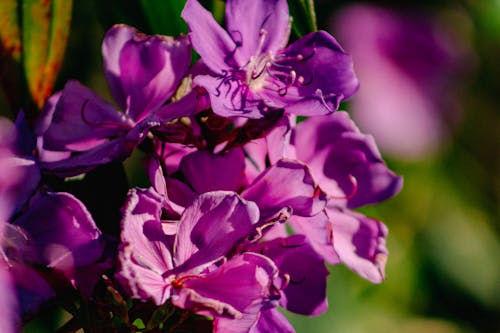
[[0, 0, 402, 332]]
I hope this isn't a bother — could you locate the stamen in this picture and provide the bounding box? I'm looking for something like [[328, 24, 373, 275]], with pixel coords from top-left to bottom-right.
[[315, 89, 334, 113], [281, 273, 291, 290], [329, 174, 358, 200]]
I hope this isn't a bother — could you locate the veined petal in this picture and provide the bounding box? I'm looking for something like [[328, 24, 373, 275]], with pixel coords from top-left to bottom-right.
[[225, 0, 290, 61], [182, 0, 238, 72], [327, 206, 388, 283], [174, 191, 260, 272], [43, 80, 131, 152]]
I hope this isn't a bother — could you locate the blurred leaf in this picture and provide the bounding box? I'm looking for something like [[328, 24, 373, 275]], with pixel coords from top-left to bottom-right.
[[23, 0, 73, 110], [0, 0, 22, 112], [140, 0, 187, 36], [288, 0, 317, 38]]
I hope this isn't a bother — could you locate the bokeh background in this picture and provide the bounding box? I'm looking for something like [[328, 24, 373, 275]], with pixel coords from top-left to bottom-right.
[[2, 0, 497, 332]]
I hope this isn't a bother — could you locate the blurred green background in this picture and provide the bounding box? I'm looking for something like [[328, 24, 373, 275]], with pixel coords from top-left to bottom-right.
[[3, 0, 497, 332]]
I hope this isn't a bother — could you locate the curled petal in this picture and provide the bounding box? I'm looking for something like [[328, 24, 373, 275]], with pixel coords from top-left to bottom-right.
[[117, 188, 174, 305], [327, 206, 388, 283], [294, 112, 402, 207]]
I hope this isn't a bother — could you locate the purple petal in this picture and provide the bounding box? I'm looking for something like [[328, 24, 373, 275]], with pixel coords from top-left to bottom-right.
[[243, 138, 268, 183], [174, 191, 260, 272], [180, 148, 247, 194], [41, 118, 156, 177], [153, 89, 201, 122], [327, 206, 388, 283], [35, 92, 71, 162], [225, 0, 290, 61], [249, 235, 329, 315], [241, 159, 326, 218], [119, 34, 191, 121], [14, 192, 103, 281], [250, 308, 295, 333], [43, 81, 131, 152], [102, 24, 136, 110], [289, 211, 340, 265], [117, 188, 174, 305], [182, 0, 238, 72], [172, 253, 279, 324]]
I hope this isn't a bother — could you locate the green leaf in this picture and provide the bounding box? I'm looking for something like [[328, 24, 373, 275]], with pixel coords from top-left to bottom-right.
[[140, 0, 187, 36], [23, 0, 73, 110], [288, 0, 317, 38]]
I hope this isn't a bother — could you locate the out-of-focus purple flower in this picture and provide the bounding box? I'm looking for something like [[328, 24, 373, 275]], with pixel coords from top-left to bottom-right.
[[117, 189, 281, 332], [0, 118, 40, 217], [41, 25, 197, 176], [333, 4, 468, 159], [293, 111, 402, 209], [182, 0, 358, 118], [13, 191, 104, 290]]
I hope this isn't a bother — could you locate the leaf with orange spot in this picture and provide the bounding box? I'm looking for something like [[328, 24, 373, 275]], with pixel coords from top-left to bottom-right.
[[23, 0, 73, 110], [0, 0, 22, 112]]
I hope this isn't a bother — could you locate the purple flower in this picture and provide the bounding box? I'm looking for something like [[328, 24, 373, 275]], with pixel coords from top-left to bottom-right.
[[333, 4, 469, 159], [152, 147, 325, 222], [117, 188, 281, 332], [41, 25, 198, 176], [182, 0, 358, 118]]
